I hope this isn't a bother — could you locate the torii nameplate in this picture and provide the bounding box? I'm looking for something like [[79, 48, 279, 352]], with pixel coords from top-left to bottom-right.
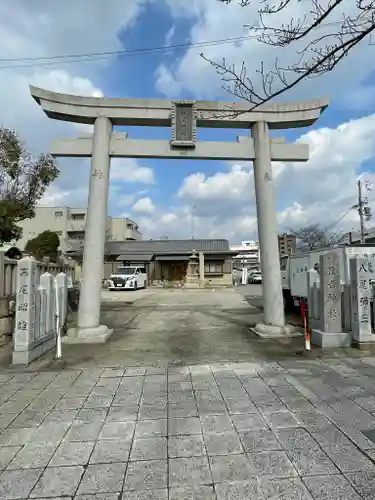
[[171, 100, 197, 148]]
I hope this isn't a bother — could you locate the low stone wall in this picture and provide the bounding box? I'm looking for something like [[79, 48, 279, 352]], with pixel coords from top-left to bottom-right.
[[12, 257, 69, 366], [203, 274, 233, 288], [0, 297, 14, 338]]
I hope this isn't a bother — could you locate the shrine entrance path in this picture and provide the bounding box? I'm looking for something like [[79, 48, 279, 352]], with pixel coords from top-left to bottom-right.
[[1, 287, 372, 370], [38, 287, 307, 370], [1, 289, 375, 498]]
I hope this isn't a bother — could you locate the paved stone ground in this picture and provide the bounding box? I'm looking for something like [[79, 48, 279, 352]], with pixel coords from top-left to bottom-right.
[[2, 287, 375, 498], [2, 359, 375, 498], [0, 287, 308, 369], [8, 287, 310, 370]]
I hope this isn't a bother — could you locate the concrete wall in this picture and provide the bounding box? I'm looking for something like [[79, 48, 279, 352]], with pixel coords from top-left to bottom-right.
[[16, 206, 142, 251], [17, 206, 70, 250], [110, 218, 142, 241]]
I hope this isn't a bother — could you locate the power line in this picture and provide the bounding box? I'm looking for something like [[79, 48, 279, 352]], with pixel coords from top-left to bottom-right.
[[325, 206, 354, 232], [0, 18, 358, 70], [0, 35, 267, 70]]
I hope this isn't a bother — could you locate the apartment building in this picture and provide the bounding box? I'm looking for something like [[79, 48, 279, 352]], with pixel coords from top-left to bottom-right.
[[230, 240, 260, 270], [16, 206, 142, 251], [278, 232, 297, 257]]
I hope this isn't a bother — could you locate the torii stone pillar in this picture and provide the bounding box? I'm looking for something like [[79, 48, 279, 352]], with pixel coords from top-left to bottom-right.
[[252, 122, 285, 334], [29, 86, 328, 341], [74, 116, 113, 341]]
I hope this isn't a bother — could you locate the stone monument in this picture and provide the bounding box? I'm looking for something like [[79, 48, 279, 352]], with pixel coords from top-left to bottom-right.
[[12, 257, 68, 365], [30, 85, 329, 342], [350, 257, 375, 345], [311, 252, 350, 347]]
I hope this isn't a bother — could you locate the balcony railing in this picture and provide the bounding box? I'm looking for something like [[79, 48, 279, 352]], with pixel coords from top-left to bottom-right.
[[67, 220, 86, 232], [125, 227, 143, 240]]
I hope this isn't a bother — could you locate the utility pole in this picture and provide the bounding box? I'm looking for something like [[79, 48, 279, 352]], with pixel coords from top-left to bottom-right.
[[191, 204, 195, 240], [358, 180, 365, 244]]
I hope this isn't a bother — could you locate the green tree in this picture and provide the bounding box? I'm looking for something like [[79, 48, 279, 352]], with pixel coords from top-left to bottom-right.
[[0, 126, 59, 245], [25, 230, 60, 262], [4, 246, 22, 260]]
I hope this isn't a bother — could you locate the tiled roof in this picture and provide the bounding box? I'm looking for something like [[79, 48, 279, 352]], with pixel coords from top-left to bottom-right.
[[105, 239, 230, 255]]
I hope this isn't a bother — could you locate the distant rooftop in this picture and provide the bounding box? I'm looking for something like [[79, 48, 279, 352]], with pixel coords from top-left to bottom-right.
[[106, 239, 230, 255], [65, 238, 231, 256]]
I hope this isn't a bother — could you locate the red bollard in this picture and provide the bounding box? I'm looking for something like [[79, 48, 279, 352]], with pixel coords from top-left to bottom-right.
[[300, 300, 311, 351]]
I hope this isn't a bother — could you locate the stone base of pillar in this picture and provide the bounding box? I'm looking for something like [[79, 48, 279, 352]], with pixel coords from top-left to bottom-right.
[[12, 334, 56, 366], [65, 324, 113, 344], [252, 323, 303, 338], [352, 335, 375, 349], [185, 282, 200, 289], [0, 316, 13, 336], [311, 329, 351, 348]]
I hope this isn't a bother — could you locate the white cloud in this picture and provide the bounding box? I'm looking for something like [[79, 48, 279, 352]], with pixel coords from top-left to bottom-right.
[[179, 165, 251, 201], [165, 25, 176, 46], [132, 197, 156, 214], [158, 0, 372, 107], [113, 189, 150, 208], [160, 212, 178, 224], [0, 0, 151, 211], [110, 159, 155, 184], [0, 0, 149, 62], [140, 112, 375, 242], [155, 64, 184, 97]]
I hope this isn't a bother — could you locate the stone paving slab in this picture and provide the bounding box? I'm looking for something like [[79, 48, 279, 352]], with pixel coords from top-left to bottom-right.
[[2, 359, 375, 497]]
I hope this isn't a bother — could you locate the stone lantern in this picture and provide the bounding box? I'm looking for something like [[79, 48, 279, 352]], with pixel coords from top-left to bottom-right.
[[185, 249, 200, 288]]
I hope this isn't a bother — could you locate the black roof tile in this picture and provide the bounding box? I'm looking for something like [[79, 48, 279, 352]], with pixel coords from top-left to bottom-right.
[[105, 239, 230, 255]]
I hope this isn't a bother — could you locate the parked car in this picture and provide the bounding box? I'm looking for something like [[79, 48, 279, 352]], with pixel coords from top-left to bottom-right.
[[107, 266, 148, 291], [249, 272, 262, 284]]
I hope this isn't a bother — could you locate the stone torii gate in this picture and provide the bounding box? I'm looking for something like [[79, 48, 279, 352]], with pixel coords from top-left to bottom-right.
[[30, 86, 328, 342]]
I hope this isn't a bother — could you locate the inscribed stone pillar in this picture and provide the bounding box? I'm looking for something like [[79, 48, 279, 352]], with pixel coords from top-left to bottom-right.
[[56, 273, 68, 331], [74, 115, 113, 342], [311, 252, 350, 347], [307, 269, 319, 329], [342, 284, 352, 332], [199, 252, 205, 288], [40, 272, 55, 338], [319, 253, 342, 333], [251, 122, 285, 334], [13, 257, 39, 360], [350, 257, 375, 343]]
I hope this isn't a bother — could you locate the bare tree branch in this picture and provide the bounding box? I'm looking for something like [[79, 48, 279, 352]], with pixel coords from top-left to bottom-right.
[[202, 0, 375, 112], [290, 223, 345, 251]]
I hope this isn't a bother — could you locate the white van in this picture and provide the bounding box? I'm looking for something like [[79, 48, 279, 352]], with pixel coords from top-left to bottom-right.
[[108, 266, 148, 291]]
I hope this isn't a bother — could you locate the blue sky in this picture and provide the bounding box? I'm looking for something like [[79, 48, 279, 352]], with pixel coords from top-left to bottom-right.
[[2, 0, 375, 242], [103, 2, 248, 220]]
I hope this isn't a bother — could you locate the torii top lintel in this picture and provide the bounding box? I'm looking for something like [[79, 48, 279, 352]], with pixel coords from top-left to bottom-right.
[[30, 85, 329, 130]]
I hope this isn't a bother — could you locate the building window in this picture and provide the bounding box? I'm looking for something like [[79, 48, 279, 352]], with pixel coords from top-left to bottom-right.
[[71, 214, 85, 221], [55, 211, 63, 218], [204, 262, 223, 274], [280, 256, 288, 271]]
